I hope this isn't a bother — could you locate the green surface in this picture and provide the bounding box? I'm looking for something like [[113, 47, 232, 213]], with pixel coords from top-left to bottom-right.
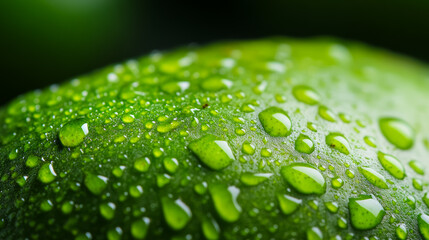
[[1, 38, 429, 239]]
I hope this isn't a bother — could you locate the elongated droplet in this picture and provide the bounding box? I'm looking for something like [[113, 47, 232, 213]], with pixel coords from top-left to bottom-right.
[[307, 227, 323, 240], [161, 197, 192, 230], [348, 195, 385, 230], [131, 217, 150, 239], [259, 107, 292, 137], [209, 184, 241, 222], [326, 133, 351, 155], [280, 163, 326, 195], [201, 216, 220, 240], [59, 118, 89, 147], [292, 85, 320, 105], [377, 152, 405, 180], [379, 117, 415, 150], [359, 167, 388, 189], [189, 135, 235, 170], [277, 194, 302, 215], [240, 172, 272, 186]]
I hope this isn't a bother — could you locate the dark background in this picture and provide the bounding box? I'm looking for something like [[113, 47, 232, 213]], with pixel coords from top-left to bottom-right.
[[1, 0, 429, 106]]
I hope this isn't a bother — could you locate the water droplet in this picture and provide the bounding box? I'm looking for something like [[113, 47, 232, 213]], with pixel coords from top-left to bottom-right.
[[377, 152, 406, 180], [258, 107, 292, 137], [38, 162, 57, 184], [325, 201, 339, 213], [295, 134, 315, 154], [40, 199, 53, 212], [331, 177, 344, 189], [161, 81, 190, 94], [396, 223, 407, 240], [379, 117, 415, 149], [209, 184, 241, 222], [241, 103, 255, 113], [134, 157, 151, 172], [161, 197, 192, 230], [292, 85, 320, 105], [152, 148, 164, 158], [121, 114, 135, 123], [84, 174, 108, 195], [194, 182, 208, 195], [405, 195, 416, 209], [337, 217, 348, 229], [201, 216, 220, 240], [326, 133, 351, 155], [409, 160, 425, 175], [424, 193, 429, 208], [418, 213, 429, 239], [100, 202, 116, 220], [157, 120, 181, 133], [307, 122, 317, 132], [359, 167, 388, 189], [345, 169, 355, 178], [260, 148, 272, 157], [156, 174, 171, 188], [188, 135, 235, 170], [348, 195, 385, 230], [59, 119, 89, 147], [280, 163, 326, 195], [163, 158, 179, 174], [339, 113, 351, 123], [201, 77, 233, 91], [364, 136, 377, 148], [306, 227, 323, 240], [131, 217, 150, 239], [413, 178, 423, 191], [107, 227, 123, 240], [277, 194, 302, 215], [240, 172, 272, 186], [242, 141, 255, 155], [318, 106, 336, 122], [26, 155, 39, 168], [129, 185, 144, 198]]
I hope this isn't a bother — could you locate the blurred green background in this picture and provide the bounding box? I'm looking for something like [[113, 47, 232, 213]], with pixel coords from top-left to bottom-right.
[[1, 0, 429, 106]]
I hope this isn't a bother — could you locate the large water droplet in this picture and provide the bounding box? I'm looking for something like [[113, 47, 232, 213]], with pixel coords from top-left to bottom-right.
[[418, 213, 429, 239], [161, 197, 192, 230], [280, 163, 326, 195], [188, 135, 235, 170], [277, 194, 302, 215], [258, 107, 292, 137], [84, 174, 108, 195], [209, 184, 241, 222], [38, 162, 57, 184], [201, 216, 220, 240], [359, 167, 388, 189], [59, 119, 89, 147], [377, 152, 406, 180], [348, 195, 385, 230], [295, 134, 315, 154], [292, 85, 320, 105], [240, 172, 272, 186], [379, 117, 415, 149], [326, 133, 351, 155], [131, 217, 150, 239]]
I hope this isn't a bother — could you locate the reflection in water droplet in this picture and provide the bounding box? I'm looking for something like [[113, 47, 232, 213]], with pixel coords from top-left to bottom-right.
[[379, 117, 415, 149], [348, 195, 385, 230], [189, 135, 235, 170], [280, 163, 326, 195], [259, 107, 292, 137]]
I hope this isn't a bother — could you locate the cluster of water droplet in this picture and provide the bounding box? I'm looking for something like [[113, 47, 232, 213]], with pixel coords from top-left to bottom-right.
[[0, 39, 429, 239]]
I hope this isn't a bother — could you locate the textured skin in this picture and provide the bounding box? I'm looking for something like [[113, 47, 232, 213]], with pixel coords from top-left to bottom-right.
[[1, 38, 429, 240]]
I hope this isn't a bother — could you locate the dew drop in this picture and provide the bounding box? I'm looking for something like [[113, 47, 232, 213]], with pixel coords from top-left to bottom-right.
[[240, 172, 272, 186], [348, 195, 385, 230], [131, 217, 150, 239], [258, 107, 292, 137], [38, 162, 57, 184], [161, 81, 190, 94], [409, 160, 425, 175], [84, 174, 108, 195], [59, 118, 89, 147], [201, 216, 220, 240], [326, 133, 351, 155], [379, 117, 415, 149], [377, 152, 406, 179], [134, 157, 151, 172], [163, 158, 179, 174], [364, 136, 377, 148], [396, 223, 407, 240], [26, 155, 39, 168], [201, 77, 233, 91], [277, 194, 302, 215], [99, 202, 116, 220], [280, 163, 326, 195], [242, 141, 255, 155], [306, 227, 323, 240], [292, 85, 320, 105], [325, 201, 339, 213], [331, 177, 344, 189], [295, 134, 315, 154], [161, 197, 192, 230], [188, 135, 235, 170], [359, 167, 388, 189], [318, 106, 336, 122], [418, 213, 429, 240], [209, 184, 241, 222]]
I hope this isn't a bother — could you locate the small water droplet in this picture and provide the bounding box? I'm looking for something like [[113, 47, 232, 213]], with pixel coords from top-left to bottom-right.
[[40, 199, 53, 212], [129, 185, 144, 198], [121, 114, 135, 123], [161, 81, 190, 94], [84, 174, 108, 195], [413, 178, 423, 191], [325, 201, 339, 213], [418, 213, 429, 239], [26, 155, 39, 168], [318, 106, 336, 122], [409, 160, 425, 175], [396, 223, 407, 240], [277, 194, 302, 215], [59, 119, 89, 147], [280, 163, 326, 195], [423, 192, 429, 208], [161, 197, 192, 230], [348, 195, 385, 230], [38, 162, 57, 184], [242, 141, 255, 155], [379, 117, 415, 150], [240, 172, 272, 186], [201, 77, 233, 91], [295, 134, 315, 154], [339, 113, 351, 123], [306, 227, 323, 240], [134, 157, 151, 172], [307, 122, 317, 132], [364, 136, 377, 148], [100, 202, 116, 220], [377, 152, 406, 180], [131, 217, 150, 239], [163, 158, 179, 174], [209, 184, 241, 222], [260, 148, 272, 157], [331, 177, 344, 189], [326, 133, 351, 155], [201, 216, 220, 240], [156, 174, 171, 188], [189, 135, 235, 170], [259, 107, 292, 137], [359, 167, 388, 189], [292, 85, 320, 105]]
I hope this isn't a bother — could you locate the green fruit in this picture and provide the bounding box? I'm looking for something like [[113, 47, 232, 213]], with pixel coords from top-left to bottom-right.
[[1, 38, 429, 239]]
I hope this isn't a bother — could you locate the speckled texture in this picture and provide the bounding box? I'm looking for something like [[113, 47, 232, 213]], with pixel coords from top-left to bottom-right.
[[1, 38, 429, 239]]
